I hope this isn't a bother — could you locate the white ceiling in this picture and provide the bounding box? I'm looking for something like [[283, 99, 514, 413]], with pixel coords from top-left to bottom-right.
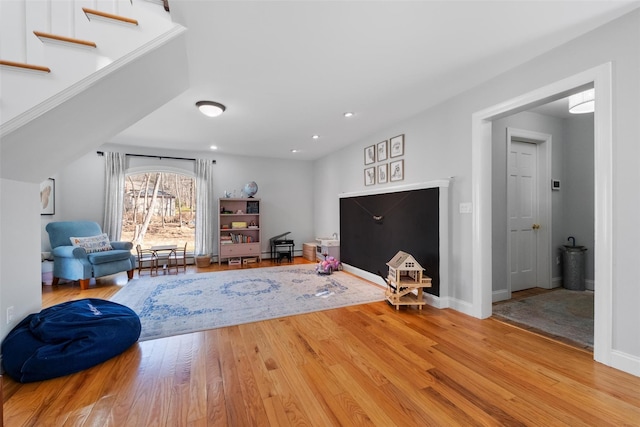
[[110, 1, 639, 160]]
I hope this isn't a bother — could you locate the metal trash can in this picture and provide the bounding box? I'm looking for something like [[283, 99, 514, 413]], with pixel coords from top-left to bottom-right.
[[562, 246, 587, 291]]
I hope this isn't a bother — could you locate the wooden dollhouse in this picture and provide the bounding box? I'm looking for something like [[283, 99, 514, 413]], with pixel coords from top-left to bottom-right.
[[385, 251, 432, 310]]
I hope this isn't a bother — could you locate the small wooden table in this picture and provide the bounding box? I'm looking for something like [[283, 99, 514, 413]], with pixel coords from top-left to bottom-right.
[[151, 245, 177, 274]]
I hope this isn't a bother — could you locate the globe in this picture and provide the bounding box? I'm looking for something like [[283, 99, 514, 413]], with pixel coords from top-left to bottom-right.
[[243, 181, 258, 198]]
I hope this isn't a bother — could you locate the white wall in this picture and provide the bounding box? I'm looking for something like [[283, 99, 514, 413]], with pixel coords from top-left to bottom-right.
[[314, 10, 640, 371], [564, 115, 595, 287], [1, 179, 42, 342]]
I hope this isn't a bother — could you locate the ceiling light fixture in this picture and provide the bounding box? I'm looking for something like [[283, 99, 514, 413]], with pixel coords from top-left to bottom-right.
[[210, 145, 218, 150], [312, 135, 319, 140], [196, 101, 226, 117], [291, 149, 299, 153], [343, 112, 354, 118], [568, 89, 595, 114]]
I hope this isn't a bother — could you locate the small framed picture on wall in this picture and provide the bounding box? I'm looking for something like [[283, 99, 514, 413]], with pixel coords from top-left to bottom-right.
[[40, 178, 55, 215], [390, 134, 404, 158], [389, 159, 404, 182], [364, 145, 375, 165], [376, 140, 388, 162], [377, 163, 388, 184], [364, 167, 376, 186]]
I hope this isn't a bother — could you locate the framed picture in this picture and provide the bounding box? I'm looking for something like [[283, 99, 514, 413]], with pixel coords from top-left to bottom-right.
[[364, 145, 375, 165], [364, 167, 376, 186], [376, 140, 388, 162], [389, 159, 404, 182], [377, 163, 388, 184], [390, 134, 404, 158], [40, 178, 55, 215]]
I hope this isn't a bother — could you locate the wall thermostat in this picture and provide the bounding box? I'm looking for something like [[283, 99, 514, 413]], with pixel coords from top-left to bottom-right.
[[552, 179, 561, 190]]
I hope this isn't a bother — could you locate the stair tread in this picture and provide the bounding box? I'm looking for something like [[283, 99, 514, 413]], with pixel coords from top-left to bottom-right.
[[82, 8, 139, 26], [33, 31, 97, 48], [0, 59, 51, 73]]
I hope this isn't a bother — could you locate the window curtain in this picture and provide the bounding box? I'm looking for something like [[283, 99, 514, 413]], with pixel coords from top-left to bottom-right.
[[195, 159, 214, 256], [103, 152, 126, 241]]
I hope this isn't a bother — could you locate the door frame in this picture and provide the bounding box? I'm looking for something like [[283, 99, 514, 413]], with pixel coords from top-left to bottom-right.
[[471, 63, 613, 368], [505, 128, 552, 299]]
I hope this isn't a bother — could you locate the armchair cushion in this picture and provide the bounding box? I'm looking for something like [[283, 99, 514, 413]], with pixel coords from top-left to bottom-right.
[[70, 233, 113, 253], [87, 250, 132, 265]]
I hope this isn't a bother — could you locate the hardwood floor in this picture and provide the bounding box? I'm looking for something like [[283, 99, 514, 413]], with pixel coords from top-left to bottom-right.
[[4, 259, 640, 426]]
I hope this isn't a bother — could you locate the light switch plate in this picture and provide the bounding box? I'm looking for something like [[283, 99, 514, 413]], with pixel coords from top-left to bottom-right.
[[459, 202, 473, 214]]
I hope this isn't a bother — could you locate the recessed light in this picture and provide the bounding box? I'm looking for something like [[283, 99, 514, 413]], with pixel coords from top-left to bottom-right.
[[210, 145, 218, 150], [291, 149, 299, 153], [344, 112, 354, 118], [312, 135, 319, 140]]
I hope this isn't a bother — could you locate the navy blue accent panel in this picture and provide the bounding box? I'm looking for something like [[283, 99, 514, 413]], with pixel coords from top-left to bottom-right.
[[339, 187, 440, 295]]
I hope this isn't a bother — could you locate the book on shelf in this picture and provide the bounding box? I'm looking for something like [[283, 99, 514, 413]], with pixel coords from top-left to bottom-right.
[[227, 233, 254, 243]]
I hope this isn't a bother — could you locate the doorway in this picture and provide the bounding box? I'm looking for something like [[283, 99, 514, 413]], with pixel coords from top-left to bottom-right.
[[471, 63, 612, 366]]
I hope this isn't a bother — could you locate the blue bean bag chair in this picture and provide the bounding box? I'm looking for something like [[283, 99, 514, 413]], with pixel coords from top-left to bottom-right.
[[2, 298, 141, 383]]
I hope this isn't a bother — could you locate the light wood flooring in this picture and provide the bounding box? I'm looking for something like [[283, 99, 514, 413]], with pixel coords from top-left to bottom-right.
[[4, 258, 640, 426]]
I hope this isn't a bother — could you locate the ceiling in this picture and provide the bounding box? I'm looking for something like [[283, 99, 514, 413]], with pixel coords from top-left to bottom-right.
[[110, 1, 639, 160]]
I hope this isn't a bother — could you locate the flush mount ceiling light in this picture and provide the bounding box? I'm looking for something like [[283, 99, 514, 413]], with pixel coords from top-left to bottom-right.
[[196, 101, 226, 117], [568, 89, 595, 114], [312, 135, 319, 140], [343, 112, 355, 118]]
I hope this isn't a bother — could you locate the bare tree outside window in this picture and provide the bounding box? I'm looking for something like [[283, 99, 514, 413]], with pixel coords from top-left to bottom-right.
[[121, 173, 196, 253]]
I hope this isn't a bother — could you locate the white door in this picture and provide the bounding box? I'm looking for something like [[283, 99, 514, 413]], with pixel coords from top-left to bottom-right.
[[508, 141, 538, 292]]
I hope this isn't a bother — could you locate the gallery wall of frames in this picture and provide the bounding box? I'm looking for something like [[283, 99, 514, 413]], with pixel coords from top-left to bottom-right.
[[364, 134, 404, 186]]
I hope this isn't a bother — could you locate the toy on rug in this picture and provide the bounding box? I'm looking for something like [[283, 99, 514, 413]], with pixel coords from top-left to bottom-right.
[[316, 256, 342, 275], [1, 298, 141, 383]]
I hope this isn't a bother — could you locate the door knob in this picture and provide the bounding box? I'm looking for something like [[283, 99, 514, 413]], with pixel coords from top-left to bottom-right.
[[532, 224, 540, 230]]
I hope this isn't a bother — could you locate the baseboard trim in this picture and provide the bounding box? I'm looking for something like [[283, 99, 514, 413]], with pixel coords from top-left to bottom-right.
[[605, 349, 640, 378], [492, 289, 509, 302]]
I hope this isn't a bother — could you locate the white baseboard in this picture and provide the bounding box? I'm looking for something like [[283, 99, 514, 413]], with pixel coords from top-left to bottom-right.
[[341, 264, 388, 289], [600, 349, 640, 378], [424, 293, 449, 309], [446, 297, 475, 316], [492, 289, 509, 302]]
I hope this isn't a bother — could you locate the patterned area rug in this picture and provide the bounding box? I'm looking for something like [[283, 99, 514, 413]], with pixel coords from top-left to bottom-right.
[[110, 264, 384, 341], [492, 289, 594, 348]]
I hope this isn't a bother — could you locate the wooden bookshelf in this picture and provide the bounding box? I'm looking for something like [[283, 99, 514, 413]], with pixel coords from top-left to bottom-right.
[[218, 198, 261, 265]]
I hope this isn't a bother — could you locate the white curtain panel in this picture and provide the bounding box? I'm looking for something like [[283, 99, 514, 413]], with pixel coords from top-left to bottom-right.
[[103, 152, 126, 241], [195, 159, 214, 256]]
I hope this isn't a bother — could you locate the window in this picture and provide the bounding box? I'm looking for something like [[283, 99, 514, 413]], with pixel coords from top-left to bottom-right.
[[121, 172, 196, 253]]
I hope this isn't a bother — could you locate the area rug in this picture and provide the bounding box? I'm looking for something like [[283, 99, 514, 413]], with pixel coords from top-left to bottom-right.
[[492, 289, 594, 348], [110, 265, 384, 341]]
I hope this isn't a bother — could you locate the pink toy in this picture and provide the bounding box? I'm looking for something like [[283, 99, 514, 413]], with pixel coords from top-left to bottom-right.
[[316, 256, 342, 275]]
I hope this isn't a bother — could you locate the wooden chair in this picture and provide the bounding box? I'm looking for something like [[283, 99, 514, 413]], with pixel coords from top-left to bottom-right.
[[170, 243, 188, 273], [136, 245, 158, 276]]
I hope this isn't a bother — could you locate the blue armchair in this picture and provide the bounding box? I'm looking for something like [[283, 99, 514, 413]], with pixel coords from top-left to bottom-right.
[[46, 221, 135, 290]]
